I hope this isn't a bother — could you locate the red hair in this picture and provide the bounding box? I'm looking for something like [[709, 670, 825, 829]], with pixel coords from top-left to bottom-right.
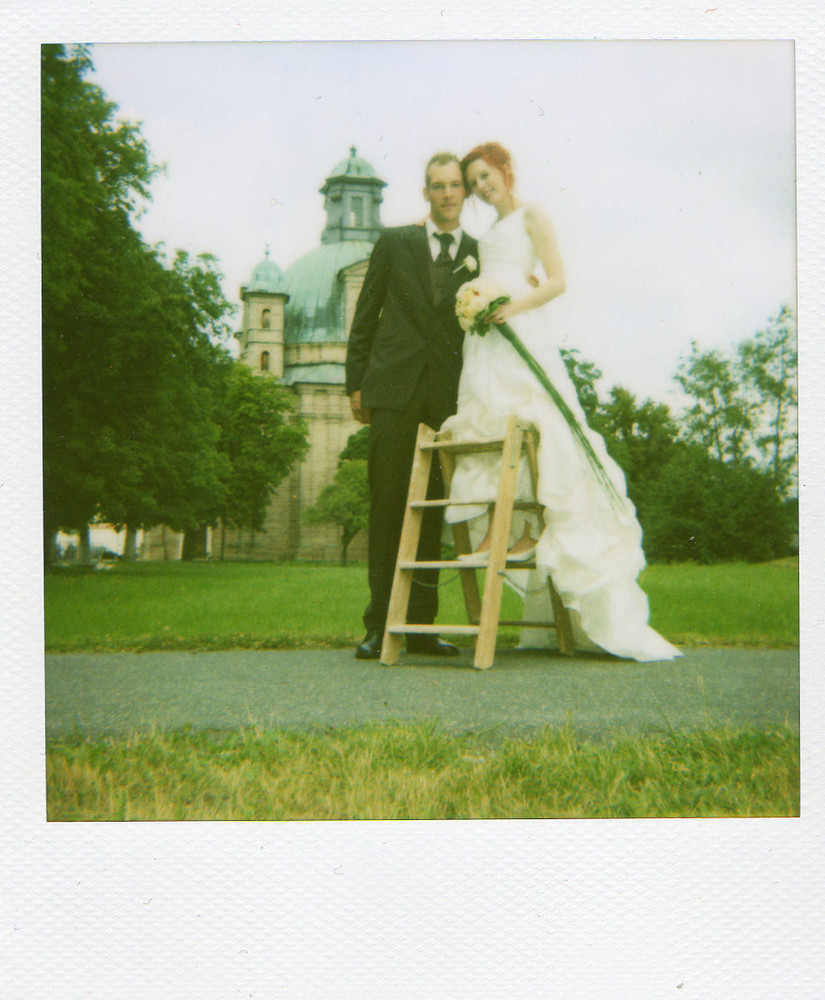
[[460, 142, 515, 192]]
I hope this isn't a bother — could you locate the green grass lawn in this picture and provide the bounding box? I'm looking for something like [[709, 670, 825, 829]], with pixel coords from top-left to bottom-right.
[[46, 720, 799, 820], [44, 558, 798, 652]]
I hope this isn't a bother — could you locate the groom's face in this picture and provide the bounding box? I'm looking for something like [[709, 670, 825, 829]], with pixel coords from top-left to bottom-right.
[[424, 162, 465, 231]]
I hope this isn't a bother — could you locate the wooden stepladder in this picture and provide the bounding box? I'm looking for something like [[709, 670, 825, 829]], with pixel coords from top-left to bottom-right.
[[380, 414, 575, 670]]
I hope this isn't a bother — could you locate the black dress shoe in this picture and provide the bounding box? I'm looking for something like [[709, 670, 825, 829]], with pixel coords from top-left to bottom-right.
[[406, 634, 460, 657], [355, 630, 382, 659]]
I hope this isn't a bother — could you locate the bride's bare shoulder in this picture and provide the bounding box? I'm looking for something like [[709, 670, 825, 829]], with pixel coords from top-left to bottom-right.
[[523, 203, 557, 240], [522, 202, 552, 226]]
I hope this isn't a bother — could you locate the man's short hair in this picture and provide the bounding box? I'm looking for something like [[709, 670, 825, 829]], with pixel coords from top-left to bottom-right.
[[424, 152, 460, 188]]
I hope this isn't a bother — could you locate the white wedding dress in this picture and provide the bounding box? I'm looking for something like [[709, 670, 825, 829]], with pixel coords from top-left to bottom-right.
[[441, 206, 681, 662]]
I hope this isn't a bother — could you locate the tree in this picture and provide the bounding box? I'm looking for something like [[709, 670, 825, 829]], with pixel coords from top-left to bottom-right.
[[41, 45, 242, 562], [737, 305, 798, 496], [132, 251, 236, 535], [641, 444, 789, 563], [675, 341, 755, 466], [41, 44, 160, 551], [560, 347, 603, 427], [303, 428, 370, 565], [665, 313, 797, 560], [84, 245, 235, 537], [337, 425, 370, 462], [594, 386, 681, 534], [304, 460, 369, 565], [215, 363, 309, 557]]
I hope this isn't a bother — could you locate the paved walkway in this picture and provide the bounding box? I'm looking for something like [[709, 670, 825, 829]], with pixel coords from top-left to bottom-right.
[[45, 646, 799, 740]]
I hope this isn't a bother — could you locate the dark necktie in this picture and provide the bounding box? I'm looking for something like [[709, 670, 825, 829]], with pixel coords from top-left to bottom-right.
[[431, 231, 454, 302]]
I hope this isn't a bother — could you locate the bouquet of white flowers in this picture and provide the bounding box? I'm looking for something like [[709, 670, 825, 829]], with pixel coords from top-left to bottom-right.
[[455, 277, 510, 334], [455, 277, 622, 506]]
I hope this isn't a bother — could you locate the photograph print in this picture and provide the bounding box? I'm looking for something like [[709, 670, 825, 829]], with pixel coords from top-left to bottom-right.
[[42, 40, 798, 821]]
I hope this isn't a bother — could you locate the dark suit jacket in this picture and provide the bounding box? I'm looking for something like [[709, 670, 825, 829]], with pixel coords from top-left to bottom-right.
[[345, 224, 479, 419]]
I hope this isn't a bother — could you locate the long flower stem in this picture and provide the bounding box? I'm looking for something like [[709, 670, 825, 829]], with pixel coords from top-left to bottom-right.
[[489, 319, 624, 507]]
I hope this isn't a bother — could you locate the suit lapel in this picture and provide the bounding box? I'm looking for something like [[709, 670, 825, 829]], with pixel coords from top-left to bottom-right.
[[407, 225, 435, 302]]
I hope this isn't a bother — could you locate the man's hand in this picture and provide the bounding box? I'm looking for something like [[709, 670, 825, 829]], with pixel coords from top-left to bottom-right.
[[349, 390, 371, 425]]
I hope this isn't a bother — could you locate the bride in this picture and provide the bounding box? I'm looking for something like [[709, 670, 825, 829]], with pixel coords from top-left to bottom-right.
[[441, 142, 680, 663]]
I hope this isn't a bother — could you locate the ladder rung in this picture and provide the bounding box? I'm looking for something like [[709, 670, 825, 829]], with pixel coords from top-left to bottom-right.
[[388, 624, 481, 635], [420, 439, 507, 454], [388, 621, 558, 635], [409, 499, 541, 510], [398, 559, 538, 570], [398, 560, 488, 569], [499, 620, 562, 629]]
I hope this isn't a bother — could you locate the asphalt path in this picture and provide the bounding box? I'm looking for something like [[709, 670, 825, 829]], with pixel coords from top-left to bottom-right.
[[45, 646, 799, 740]]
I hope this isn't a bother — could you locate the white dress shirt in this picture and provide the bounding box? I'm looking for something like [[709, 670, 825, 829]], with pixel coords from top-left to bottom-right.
[[425, 218, 463, 261]]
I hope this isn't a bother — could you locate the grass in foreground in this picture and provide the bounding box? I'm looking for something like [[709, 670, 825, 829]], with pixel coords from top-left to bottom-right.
[[43, 558, 798, 652], [46, 721, 799, 820]]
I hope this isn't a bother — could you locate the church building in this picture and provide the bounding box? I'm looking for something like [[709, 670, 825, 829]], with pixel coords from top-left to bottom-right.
[[142, 148, 385, 561]]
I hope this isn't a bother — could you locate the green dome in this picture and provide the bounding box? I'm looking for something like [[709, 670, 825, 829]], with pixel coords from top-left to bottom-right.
[[284, 240, 374, 344], [247, 256, 288, 295], [328, 145, 378, 180]]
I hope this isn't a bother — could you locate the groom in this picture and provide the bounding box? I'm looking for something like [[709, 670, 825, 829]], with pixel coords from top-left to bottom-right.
[[345, 152, 478, 659]]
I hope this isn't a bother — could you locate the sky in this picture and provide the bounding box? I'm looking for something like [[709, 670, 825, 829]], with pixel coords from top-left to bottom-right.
[[88, 39, 797, 408]]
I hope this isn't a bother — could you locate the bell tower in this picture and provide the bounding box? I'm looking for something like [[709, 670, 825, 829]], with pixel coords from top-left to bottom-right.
[[320, 145, 387, 245], [237, 248, 289, 377]]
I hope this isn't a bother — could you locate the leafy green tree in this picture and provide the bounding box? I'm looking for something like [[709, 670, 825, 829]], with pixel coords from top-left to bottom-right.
[[675, 341, 755, 466], [215, 363, 309, 557], [41, 43, 160, 551], [42, 45, 241, 563], [304, 460, 369, 566], [641, 443, 789, 563], [87, 246, 235, 537], [561, 347, 603, 427], [599, 388, 679, 475], [304, 428, 370, 565], [337, 425, 370, 462], [737, 305, 797, 496], [664, 313, 797, 560], [595, 386, 681, 532]]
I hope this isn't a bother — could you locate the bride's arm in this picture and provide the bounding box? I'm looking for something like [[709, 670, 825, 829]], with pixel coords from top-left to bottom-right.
[[487, 203, 566, 323]]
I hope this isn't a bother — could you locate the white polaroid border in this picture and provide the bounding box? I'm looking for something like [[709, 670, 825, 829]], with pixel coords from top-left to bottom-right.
[[2, 3, 822, 998]]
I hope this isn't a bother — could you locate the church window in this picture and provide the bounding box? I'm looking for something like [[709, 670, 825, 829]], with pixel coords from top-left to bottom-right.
[[260, 351, 270, 372], [351, 196, 363, 227], [261, 309, 271, 329]]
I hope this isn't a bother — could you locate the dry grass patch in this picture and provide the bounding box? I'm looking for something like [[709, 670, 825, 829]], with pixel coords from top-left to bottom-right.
[[47, 721, 799, 821]]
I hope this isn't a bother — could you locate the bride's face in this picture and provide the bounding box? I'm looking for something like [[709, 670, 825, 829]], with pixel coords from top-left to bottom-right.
[[465, 158, 511, 210]]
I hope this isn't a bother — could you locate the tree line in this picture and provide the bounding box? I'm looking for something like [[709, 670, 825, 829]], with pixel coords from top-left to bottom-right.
[[42, 45, 307, 564], [560, 305, 797, 563]]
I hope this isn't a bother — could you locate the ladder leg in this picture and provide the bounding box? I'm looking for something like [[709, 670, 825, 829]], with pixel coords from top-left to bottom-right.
[[548, 578, 576, 656], [474, 417, 522, 670], [524, 426, 575, 656], [381, 424, 434, 665]]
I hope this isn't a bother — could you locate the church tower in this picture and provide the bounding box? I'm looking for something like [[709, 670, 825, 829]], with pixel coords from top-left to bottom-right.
[[319, 145, 386, 245], [237, 249, 289, 376]]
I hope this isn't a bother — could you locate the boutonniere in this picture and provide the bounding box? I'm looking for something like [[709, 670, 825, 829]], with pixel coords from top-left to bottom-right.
[[453, 255, 478, 275]]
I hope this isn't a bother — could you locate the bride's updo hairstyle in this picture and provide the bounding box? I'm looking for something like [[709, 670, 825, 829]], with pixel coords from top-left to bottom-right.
[[460, 142, 515, 193]]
